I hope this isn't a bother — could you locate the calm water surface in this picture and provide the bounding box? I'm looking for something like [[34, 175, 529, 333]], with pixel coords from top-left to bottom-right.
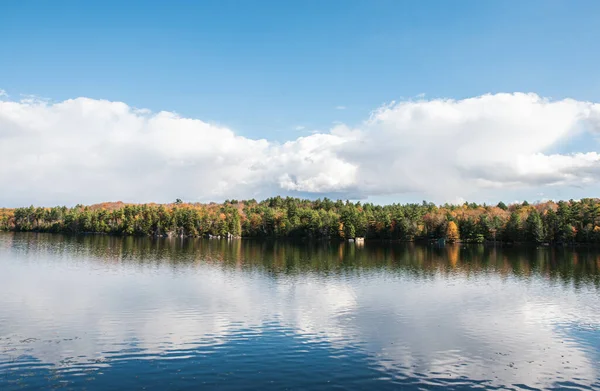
[[1, 232, 599, 390]]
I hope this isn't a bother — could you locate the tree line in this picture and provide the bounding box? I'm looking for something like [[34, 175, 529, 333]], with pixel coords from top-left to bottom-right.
[[1, 197, 600, 244]]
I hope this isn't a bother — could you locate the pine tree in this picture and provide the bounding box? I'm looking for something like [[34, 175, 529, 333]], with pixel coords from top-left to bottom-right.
[[504, 212, 522, 242], [526, 210, 544, 244]]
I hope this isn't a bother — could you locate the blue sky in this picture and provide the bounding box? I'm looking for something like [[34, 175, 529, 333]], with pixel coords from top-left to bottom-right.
[[2, 0, 600, 141], [2, 1, 600, 206]]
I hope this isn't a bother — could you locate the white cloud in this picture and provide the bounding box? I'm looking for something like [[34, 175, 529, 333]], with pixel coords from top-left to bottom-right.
[[335, 105, 346, 110], [1, 92, 600, 205], [0, 89, 7, 98], [294, 125, 305, 131], [345, 93, 600, 200]]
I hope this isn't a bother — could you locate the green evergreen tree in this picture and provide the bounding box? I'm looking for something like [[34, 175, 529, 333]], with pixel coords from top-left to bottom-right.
[[504, 212, 522, 242], [526, 210, 544, 244]]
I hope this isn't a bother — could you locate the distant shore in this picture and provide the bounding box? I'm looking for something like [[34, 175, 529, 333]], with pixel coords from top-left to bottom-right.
[[1, 196, 598, 245]]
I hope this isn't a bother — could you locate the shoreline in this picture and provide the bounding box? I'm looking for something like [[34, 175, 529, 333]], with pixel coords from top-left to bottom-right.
[[2, 197, 600, 246], [1, 230, 592, 248]]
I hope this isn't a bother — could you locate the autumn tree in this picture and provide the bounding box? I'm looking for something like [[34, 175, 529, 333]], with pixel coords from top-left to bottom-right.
[[446, 221, 460, 242], [3, 197, 600, 244]]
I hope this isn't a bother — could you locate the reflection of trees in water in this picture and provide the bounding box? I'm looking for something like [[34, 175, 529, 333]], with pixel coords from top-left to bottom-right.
[[3, 232, 600, 288], [446, 245, 459, 268]]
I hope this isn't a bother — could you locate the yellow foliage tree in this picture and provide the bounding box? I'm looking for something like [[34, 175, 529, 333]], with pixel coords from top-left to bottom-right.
[[446, 221, 460, 243], [338, 222, 345, 239]]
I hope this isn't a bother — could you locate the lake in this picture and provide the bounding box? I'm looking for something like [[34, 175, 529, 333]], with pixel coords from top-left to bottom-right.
[[0, 232, 599, 390]]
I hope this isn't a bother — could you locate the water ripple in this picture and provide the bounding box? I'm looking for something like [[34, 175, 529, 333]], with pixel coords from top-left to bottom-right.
[[0, 233, 599, 390]]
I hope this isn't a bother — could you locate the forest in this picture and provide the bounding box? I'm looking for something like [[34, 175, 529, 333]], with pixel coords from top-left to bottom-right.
[[1, 196, 600, 244]]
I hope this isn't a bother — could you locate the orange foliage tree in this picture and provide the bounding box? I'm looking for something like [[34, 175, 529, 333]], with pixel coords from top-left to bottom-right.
[[446, 221, 460, 243]]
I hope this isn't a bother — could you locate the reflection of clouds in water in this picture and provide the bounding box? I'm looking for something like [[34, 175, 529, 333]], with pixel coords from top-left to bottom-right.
[[1, 246, 599, 389], [368, 277, 600, 388], [0, 263, 271, 365], [276, 280, 358, 344]]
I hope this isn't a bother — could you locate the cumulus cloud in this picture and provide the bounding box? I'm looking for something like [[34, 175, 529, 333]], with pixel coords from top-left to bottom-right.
[[346, 93, 600, 200], [1, 92, 600, 206]]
